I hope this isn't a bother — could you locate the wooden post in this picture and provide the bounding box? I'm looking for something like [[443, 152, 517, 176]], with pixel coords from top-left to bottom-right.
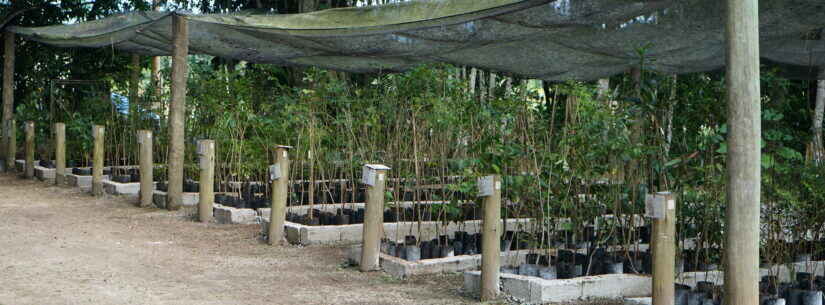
[[24, 121, 33, 178], [91, 125, 105, 196], [269, 145, 291, 246], [5, 119, 14, 171], [480, 175, 501, 301], [165, 14, 189, 211], [197, 140, 214, 223], [55, 123, 65, 185], [360, 164, 390, 272], [724, 0, 761, 304], [651, 192, 676, 305], [138, 130, 153, 207], [3, 32, 14, 172]]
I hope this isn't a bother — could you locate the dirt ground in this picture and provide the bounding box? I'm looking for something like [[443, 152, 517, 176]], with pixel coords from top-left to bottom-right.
[[0, 173, 625, 305], [0, 173, 481, 305]]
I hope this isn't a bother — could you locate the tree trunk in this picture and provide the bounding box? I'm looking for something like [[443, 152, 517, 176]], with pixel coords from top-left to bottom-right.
[[812, 79, 825, 163]]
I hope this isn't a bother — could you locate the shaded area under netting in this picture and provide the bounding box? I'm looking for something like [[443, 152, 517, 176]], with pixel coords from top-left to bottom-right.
[[8, 0, 825, 80]]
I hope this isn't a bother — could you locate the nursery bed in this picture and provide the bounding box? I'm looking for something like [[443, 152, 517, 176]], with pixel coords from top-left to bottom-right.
[[463, 271, 651, 304], [66, 172, 110, 189], [461, 257, 825, 304], [102, 179, 156, 196], [347, 247, 533, 278], [262, 216, 533, 246], [15, 159, 37, 173], [34, 165, 72, 182]]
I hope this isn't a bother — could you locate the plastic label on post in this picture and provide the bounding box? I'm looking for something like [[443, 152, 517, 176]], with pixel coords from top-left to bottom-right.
[[362, 166, 376, 186], [477, 175, 494, 197], [362, 164, 390, 186], [645, 194, 665, 219], [269, 164, 281, 181], [668, 199, 675, 210]]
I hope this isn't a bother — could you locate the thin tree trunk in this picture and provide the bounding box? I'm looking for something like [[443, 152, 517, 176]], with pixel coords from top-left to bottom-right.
[[812, 79, 825, 163]]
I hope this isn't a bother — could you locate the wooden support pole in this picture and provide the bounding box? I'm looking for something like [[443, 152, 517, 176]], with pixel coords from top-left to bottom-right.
[[138, 130, 153, 207], [3, 32, 14, 172], [5, 119, 13, 171], [197, 140, 214, 223], [480, 175, 501, 301], [269, 145, 291, 246], [360, 164, 390, 272], [55, 123, 65, 185], [24, 121, 33, 178], [165, 14, 189, 211], [91, 125, 105, 196], [651, 192, 676, 305], [724, 0, 761, 304]]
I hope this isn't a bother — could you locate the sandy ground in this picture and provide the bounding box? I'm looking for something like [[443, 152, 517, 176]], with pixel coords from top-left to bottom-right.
[[0, 173, 477, 305]]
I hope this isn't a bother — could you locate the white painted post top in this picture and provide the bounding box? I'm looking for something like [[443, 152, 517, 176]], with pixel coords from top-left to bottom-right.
[[364, 164, 390, 170], [362, 164, 390, 186]]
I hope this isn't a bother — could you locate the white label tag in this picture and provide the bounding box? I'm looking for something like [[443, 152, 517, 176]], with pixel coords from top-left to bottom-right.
[[477, 176, 494, 197], [668, 199, 675, 210], [283, 151, 287, 158], [645, 194, 668, 219], [378, 173, 384, 181], [269, 164, 281, 181], [362, 166, 376, 186]]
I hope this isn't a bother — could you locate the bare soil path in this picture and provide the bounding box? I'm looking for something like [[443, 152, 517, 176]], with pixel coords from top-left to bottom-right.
[[0, 173, 473, 305]]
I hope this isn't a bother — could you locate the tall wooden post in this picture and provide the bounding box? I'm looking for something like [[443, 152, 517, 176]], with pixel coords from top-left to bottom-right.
[[651, 192, 676, 305], [360, 164, 390, 272], [198, 140, 214, 223], [138, 130, 153, 207], [91, 125, 105, 196], [269, 145, 291, 246], [55, 123, 65, 185], [166, 14, 189, 211], [5, 119, 14, 171], [3, 32, 14, 172], [724, 1, 761, 304], [480, 175, 501, 301], [24, 121, 34, 178]]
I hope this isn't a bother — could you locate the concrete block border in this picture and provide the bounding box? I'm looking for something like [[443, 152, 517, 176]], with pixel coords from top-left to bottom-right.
[[66, 173, 110, 189], [102, 180, 154, 196], [152, 190, 199, 208], [347, 246, 531, 278], [463, 271, 652, 304]]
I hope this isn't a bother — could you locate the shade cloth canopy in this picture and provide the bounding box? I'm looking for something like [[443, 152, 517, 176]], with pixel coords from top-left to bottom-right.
[[8, 0, 825, 80]]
